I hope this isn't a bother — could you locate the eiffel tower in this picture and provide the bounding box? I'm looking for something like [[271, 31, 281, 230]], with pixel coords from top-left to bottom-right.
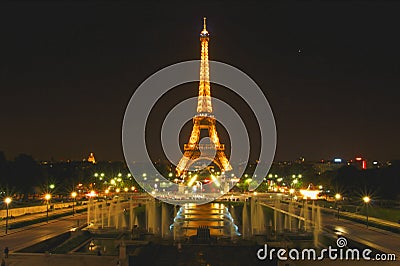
[[176, 18, 232, 177]]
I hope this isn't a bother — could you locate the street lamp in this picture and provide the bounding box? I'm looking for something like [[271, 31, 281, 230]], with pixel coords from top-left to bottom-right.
[[45, 193, 51, 223], [4, 197, 12, 234], [71, 192, 77, 216], [363, 196, 371, 228], [335, 193, 341, 220]]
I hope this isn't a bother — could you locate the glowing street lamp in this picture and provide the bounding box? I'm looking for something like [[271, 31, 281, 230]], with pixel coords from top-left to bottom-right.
[[4, 197, 12, 234], [363, 196, 371, 228], [71, 191, 77, 216], [363, 196, 370, 203], [45, 193, 52, 223], [335, 193, 342, 220]]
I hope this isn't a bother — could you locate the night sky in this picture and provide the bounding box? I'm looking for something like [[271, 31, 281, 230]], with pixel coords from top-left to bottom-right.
[[1, 1, 399, 162]]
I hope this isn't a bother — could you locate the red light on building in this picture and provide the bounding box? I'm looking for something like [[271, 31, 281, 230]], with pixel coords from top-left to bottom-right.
[[362, 160, 367, 170]]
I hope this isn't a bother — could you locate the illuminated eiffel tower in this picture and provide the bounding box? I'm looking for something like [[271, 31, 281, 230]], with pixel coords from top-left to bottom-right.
[[176, 18, 232, 177]]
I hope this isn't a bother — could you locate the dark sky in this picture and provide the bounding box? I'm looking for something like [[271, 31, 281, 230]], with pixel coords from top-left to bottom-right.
[[1, 1, 399, 162]]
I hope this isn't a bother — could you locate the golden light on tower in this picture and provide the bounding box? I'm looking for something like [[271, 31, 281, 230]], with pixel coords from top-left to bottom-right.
[[197, 17, 212, 114], [176, 17, 232, 177]]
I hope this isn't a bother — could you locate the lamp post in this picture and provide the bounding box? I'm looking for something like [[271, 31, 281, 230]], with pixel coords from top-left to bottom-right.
[[45, 193, 51, 223], [363, 196, 371, 228], [71, 192, 77, 216], [4, 197, 12, 234], [335, 193, 341, 220]]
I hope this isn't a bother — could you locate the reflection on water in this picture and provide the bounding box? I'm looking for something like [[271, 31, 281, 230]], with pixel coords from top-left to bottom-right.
[[76, 239, 118, 255], [171, 203, 240, 237]]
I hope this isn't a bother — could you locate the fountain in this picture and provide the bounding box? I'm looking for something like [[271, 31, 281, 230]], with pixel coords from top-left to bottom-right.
[[161, 203, 170, 238], [313, 204, 322, 247], [85, 192, 322, 248], [146, 199, 159, 234], [274, 199, 283, 233], [288, 201, 295, 231], [170, 203, 240, 238], [87, 194, 140, 230], [242, 201, 251, 239]]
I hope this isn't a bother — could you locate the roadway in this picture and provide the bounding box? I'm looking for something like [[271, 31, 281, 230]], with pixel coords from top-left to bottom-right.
[[0, 212, 86, 252], [0, 205, 87, 236], [260, 198, 400, 258]]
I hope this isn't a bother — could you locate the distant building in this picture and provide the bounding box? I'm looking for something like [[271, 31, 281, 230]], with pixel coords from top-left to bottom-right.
[[313, 159, 344, 174], [351, 157, 367, 170], [87, 152, 96, 164]]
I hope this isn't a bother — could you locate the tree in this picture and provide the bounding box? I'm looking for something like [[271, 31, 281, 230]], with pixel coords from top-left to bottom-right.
[[8, 154, 42, 196]]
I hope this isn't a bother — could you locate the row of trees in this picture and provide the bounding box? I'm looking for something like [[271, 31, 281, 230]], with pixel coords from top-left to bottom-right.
[[0, 151, 129, 198], [1, 151, 399, 200], [0, 152, 42, 195], [332, 162, 400, 200], [245, 160, 400, 200]]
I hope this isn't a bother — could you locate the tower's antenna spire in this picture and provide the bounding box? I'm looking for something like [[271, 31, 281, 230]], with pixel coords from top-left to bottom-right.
[[203, 17, 207, 31]]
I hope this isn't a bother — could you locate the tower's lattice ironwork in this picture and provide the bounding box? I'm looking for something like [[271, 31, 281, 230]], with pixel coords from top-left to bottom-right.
[[176, 18, 232, 176]]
